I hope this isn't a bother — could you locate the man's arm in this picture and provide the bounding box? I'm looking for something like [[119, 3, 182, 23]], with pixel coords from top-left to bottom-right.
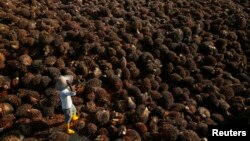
[[61, 88, 76, 96], [66, 79, 76, 96]]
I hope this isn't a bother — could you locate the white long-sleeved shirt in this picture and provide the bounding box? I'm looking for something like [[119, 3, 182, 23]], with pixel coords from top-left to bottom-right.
[[59, 87, 76, 109]]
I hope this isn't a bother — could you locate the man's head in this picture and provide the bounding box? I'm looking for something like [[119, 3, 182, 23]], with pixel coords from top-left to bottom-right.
[[55, 75, 74, 90]]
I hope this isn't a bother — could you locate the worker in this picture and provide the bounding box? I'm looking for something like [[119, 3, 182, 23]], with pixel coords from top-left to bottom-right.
[[55, 75, 79, 134]]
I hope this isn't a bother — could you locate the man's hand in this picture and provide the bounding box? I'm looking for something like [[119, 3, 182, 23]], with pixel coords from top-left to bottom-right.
[[66, 80, 74, 91]]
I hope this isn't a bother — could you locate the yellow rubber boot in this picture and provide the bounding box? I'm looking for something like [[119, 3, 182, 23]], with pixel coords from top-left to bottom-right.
[[72, 113, 79, 121], [64, 123, 75, 135]]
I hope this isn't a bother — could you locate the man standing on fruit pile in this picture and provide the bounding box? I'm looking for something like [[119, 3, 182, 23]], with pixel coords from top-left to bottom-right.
[[55, 75, 79, 135]]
